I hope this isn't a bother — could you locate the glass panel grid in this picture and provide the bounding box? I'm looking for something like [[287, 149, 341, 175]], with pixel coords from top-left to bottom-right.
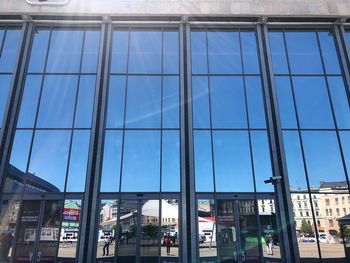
[[5, 27, 100, 194], [269, 27, 350, 262], [191, 28, 274, 193], [100, 29, 181, 193]]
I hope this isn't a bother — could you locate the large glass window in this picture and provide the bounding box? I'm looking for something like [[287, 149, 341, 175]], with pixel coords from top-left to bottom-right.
[[269, 28, 350, 262], [4, 28, 100, 193], [191, 29, 273, 193], [0, 28, 21, 132], [100, 29, 180, 193]]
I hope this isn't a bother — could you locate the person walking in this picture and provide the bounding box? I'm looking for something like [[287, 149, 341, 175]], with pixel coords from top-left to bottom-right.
[[164, 233, 172, 256], [265, 234, 273, 255], [103, 236, 112, 256]]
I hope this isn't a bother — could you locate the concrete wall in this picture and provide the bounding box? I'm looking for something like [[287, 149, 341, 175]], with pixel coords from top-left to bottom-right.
[[0, 0, 350, 17]]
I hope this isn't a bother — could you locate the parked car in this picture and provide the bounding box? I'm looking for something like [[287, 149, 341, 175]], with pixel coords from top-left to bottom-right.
[[299, 233, 316, 242]]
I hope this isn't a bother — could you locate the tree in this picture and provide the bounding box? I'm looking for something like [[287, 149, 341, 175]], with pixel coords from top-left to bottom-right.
[[301, 219, 313, 235]]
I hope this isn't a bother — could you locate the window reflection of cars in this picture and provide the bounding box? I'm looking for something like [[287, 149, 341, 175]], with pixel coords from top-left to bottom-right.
[[298, 233, 316, 242]]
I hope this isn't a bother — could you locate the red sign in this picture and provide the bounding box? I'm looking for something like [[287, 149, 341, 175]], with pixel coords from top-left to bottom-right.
[[63, 208, 80, 222]]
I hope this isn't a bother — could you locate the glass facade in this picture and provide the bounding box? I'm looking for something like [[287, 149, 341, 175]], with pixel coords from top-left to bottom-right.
[[0, 20, 349, 263]]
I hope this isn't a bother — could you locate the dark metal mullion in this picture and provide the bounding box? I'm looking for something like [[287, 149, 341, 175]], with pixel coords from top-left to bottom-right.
[[79, 22, 109, 262], [118, 28, 131, 194], [273, 73, 342, 77], [238, 29, 258, 193], [22, 27, 53, 193], [316, 27, 350, 195], [0, 26, 8, 62], [258, 24, 299, 263], [32, 200, 46, 263], [179, 22, 187, 263], [184, 23, 196, 262], [251, 26, 265, 263], [157, 27, 164, 263], [110, 73, 178, 77], [282, 28, 322, 262], [204, 28, 217, 195]]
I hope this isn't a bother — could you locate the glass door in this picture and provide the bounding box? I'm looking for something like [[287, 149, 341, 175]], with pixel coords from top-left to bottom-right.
[[217, 200, 260, 263], [117, 199, 160, 263], [14, 201, 41, 263], [217, 200, 239, 263], [13, 200, 64, 263]]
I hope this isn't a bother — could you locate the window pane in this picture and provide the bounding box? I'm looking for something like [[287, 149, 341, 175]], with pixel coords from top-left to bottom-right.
[[198, 199, 217, 259], [128, 31, 162, 74], [8, 130, 32, 173], [106, 76, 126, 128], [28, 130, 71, 192], [163, 76, 180, 128], [194, 131, 214, 192], [328, 76, 350, 129], [293, 77, 334, 129], [74, 75, 96, 128], [241, 31, 260, 74], [66, 130, 90, 192], [285, 32, 323, 74], [121, 131, 160, 192], [192, 76, 210, 128], [191, 32, 208, 74], [162, 131, 180, 192], [246, 76, 266, 128], [302, 131, 346, 189], [81, 30, 100, 73], [161, 199, 179, 258], [110, 31, 129, 74], [17, 75, 42, 128], [292, 194, 320, 261], [210, 76, 247, 128], [318, 31, 341, 74], [213, 131, 254, 192], [251, 131, 273, 192], [100, 131, 123, 192], [57, 199, 82, 260], [282, 131, 308, 191], [208, 31, 241, 74], [36, 75, 78, 128], [0, 75, 13, 127], [6, 130, 32, 193], [125, 76, 161, 128], [274, 76, 297, 129], [163, 31, 179, 74], [46, 30, 84, 73], [28, 30, 50, 73], [96, 200, 118, 260], [0, 29, 21, 72], [268, 32, 289, 74]]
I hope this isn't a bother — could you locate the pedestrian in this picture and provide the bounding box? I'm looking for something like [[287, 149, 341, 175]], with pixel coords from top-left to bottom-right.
[[103, 236, 111, 256], [265, 234, 273, 255], [164, 233, 172, 256]]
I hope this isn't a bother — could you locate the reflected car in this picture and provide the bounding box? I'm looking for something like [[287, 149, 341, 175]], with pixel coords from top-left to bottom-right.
[[299, 234, 316, 242], [318, 233, 335, 244]]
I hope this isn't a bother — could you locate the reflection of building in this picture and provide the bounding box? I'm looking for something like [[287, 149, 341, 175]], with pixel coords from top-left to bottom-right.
[[4, 165, 60, 193], [291, 182, 350, 235]]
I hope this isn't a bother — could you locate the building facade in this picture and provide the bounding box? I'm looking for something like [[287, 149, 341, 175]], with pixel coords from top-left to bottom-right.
[[1, 0, 350, 263]]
